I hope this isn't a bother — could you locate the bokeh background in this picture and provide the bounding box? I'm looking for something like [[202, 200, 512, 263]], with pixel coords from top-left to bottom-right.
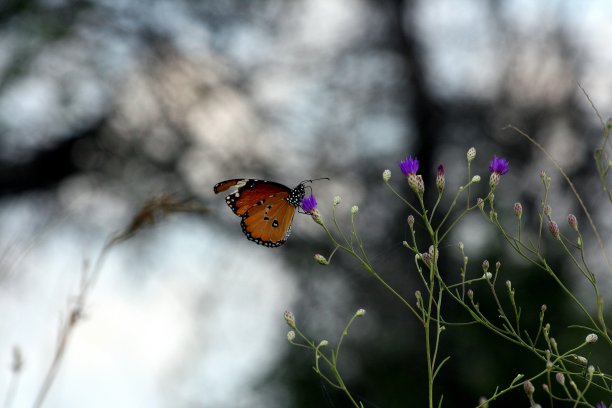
[[0, 0, 611, 407]]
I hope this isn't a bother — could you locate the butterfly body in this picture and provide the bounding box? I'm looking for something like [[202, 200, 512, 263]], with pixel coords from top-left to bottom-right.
[[214, 179, 306, 247]]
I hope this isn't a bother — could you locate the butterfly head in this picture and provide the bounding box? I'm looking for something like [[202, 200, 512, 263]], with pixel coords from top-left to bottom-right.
[[295, 177, 329, 212]]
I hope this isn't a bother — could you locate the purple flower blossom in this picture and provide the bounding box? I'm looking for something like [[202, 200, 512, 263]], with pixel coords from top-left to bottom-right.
[[301, 194, 318, 213], [596, 403, 606, 408], [488, 156, 509, 175], [399, 156, 419, 176]]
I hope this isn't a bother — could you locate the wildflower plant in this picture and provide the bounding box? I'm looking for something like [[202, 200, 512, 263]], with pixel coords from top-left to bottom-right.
[[286, 124, 612, 406]]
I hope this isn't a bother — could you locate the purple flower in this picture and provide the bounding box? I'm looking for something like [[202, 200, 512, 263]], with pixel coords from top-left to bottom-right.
[[399, 156, 419, 176], [596, 403, 606, 408], [488, 156, 509, 175], [301, 194, 318, 213]]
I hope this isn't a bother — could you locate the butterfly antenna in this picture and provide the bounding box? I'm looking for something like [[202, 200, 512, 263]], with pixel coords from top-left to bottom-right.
[[301, 177, 330, 184]]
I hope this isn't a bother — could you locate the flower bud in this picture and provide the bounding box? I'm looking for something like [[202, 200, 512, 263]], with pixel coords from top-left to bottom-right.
[[482, 259, 489, 272], [310, 209, 323, 225], [523, 380, 535, 396], [467, 147, 476, 162], [477, 198, 484, 210], [421, 252, 432, 265], [483, 272, 492, 280], [333, 195, 341, 206], [351, 205, 359, 214], [314, 254, 329, 265], [471, 175, 481, 183], [555, 372, 565, 385], [506, 280, 512, 291], [382, 169, 391, 182], [355, 308, 366, 317], [541, 304, 547, 313], [428, 245, 438, 262], [415, 174, 425, 194], [573, 355, 588, 365], [523, 381, 535, 395], [287, 330, 296, 341], [495, 261, 501, 272], [436, 164, 445, 193], [489, 172, 501, 190], [407, 215, 414, 229], [539, 170, 547, 181], [318, 340, 329, 347], [548, 221, 560, 240], [514, 202, 523, 218], [544, 204, 552, 217], [458, 241, 464, 251], [585, 333, 598, 343], [567, 214, 578, 231], [284, 310, 296, 328], [467, 289, 474, 300]]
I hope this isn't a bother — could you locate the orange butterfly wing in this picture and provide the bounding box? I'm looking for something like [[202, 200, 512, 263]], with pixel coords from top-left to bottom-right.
[[214, 179, 304, 247], [241, 193, 297, 247], [214, 179, 293, 216]]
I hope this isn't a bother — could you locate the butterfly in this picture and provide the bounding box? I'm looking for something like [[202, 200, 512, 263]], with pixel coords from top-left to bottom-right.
[[214, 178, 326, 247]]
